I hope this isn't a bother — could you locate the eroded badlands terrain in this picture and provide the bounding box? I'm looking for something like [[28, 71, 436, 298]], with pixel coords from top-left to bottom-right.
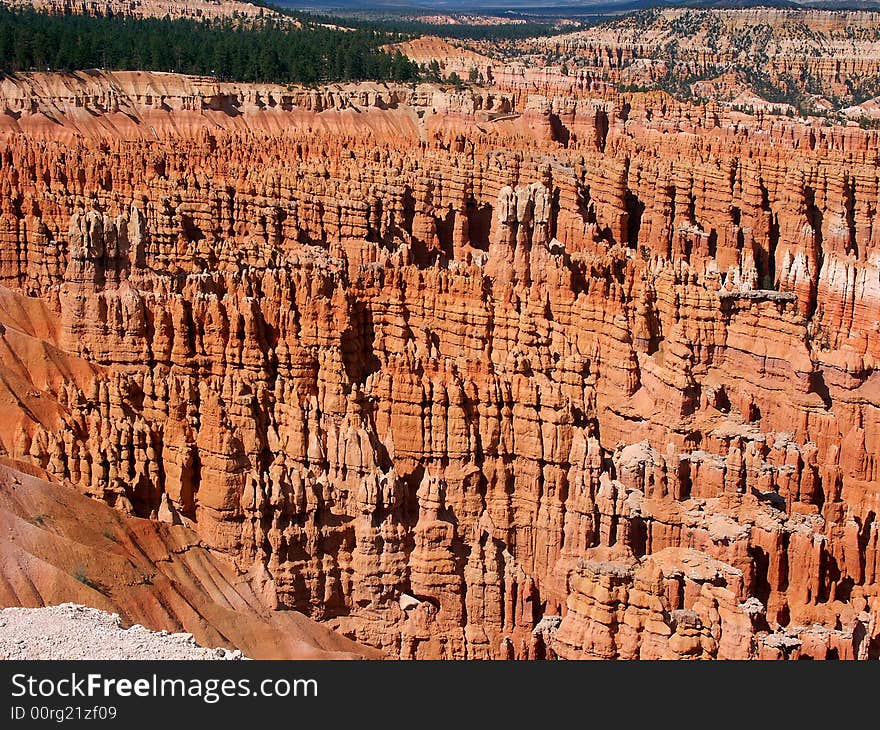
[[0, 33, 879, 659], [409, 8, 880, 120]]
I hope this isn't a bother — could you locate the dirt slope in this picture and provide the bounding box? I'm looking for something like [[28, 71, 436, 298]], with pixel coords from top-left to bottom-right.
[[0, 460, 379, 659]]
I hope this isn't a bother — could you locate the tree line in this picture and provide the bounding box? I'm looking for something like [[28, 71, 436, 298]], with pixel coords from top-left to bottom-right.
[[245, 3, 569, 41], [0, 8, 420, 84], [300, 16, 567, 41]]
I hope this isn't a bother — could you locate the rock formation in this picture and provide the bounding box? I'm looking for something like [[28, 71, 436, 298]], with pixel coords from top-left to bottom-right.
[[487, 8, 880, 113], [0, 67, 877, 660], [0, 461, 377, 659]]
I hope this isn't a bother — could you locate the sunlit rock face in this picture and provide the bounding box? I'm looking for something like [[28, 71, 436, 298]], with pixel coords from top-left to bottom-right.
[[0, 70, 878, 660]]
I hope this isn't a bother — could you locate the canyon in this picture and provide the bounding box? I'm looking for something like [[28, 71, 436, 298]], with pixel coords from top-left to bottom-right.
[[0, 9, 879, 661], [420, 8, 880, 120]]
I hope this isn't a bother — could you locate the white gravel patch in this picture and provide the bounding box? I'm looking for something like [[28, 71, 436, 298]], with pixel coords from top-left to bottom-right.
[[0, 603, 247, 660]]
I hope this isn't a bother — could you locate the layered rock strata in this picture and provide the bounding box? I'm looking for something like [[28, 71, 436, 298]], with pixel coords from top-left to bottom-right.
[[0, 71, 877, 659], [441, 9, 880, 113]]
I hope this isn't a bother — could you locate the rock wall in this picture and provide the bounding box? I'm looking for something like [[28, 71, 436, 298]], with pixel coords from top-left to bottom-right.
[[506, 8, 880, 108], [0, 71, 878, 659]]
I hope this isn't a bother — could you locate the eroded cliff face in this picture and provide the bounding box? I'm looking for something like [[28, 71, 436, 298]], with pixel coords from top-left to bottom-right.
[[0, 72, 878, 659], [487, 8, 880, 113]]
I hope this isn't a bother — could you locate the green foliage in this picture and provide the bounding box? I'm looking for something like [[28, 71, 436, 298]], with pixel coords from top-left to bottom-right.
[[0, 8, 420, 84], [72, 564, 96, 589], [29, 513, 49, 526], [279, 12, 565, 42], [848, 75, 880, 105], [72, 563, 109, 594], [426, 59, 441, 81]]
